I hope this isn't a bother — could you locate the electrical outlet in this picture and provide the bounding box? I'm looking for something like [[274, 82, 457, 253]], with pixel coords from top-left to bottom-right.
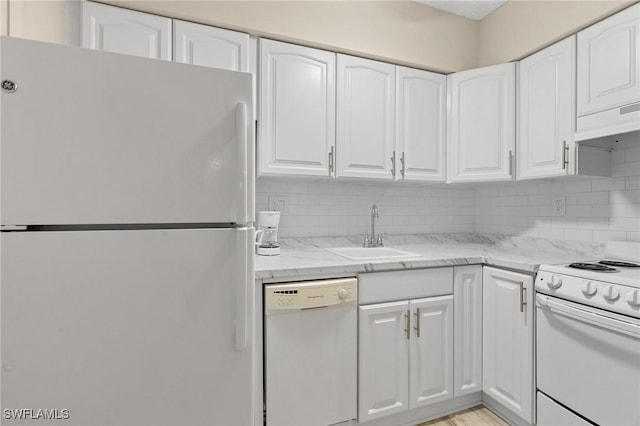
[[268, 196, 288, 213], [551, 196, 566, 216]]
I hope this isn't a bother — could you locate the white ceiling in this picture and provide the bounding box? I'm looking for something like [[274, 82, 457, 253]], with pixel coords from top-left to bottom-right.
[[415, 0, 507, 21]]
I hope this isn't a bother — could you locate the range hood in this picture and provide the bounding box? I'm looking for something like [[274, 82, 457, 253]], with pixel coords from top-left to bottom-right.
[[575, 101, 640, 142]]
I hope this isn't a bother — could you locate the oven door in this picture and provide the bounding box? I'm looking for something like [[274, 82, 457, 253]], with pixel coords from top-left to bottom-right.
[[536, 294, 640, 426]]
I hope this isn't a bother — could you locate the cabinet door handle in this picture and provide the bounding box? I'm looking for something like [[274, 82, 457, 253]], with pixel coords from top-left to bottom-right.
[[400, 151, 406, 179], [328, 146, 334, 174], [520, 282, 527, 313], [391, 151, 396, 178], [509, 150, 513, 176], [405, 309, 410, 340], [413, 308, 420, 338], [562, 141, 569, 170]]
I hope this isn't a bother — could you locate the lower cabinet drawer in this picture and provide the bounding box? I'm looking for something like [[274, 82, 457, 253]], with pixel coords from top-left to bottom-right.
[[359, 267, 453, 304]]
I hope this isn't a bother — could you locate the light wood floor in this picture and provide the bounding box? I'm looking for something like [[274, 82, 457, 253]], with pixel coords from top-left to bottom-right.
[[416, 405, 508, 426]]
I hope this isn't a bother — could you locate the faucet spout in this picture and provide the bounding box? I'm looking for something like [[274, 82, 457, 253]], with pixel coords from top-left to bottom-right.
[[371, 204, 379, 240], [363, 204, 383, 247]]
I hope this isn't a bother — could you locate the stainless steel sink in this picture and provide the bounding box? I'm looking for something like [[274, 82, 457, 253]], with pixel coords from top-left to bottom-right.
[[326, 247, 422, 261]]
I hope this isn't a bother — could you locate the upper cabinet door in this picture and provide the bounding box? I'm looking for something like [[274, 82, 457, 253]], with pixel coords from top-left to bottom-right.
[[173, 20, 249, 72], [81, 1, 172, 60], [396, 66, 446, 182], [576, 4, 640, 139], [518, 37, 576, 180], [258, 39, 335, 177], [337, 55, 396, 180], [448, 63, 515, 183], [577, 4, 640, 116]]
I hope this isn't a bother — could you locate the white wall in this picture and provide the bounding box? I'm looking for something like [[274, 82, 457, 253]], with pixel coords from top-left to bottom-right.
[[475, 133, 639, 243], [256, 179, 475, 238], [478, 0, 630, 66]]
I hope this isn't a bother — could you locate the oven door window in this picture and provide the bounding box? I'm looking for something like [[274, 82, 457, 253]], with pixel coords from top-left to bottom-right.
[[536, 294, 640, 426]]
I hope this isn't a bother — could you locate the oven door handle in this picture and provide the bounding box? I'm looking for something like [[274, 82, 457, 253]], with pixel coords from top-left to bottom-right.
[[536, 294, 640, 339]]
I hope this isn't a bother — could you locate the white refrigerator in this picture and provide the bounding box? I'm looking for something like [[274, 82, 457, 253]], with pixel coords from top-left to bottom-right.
[[0, 37, 255, 426]]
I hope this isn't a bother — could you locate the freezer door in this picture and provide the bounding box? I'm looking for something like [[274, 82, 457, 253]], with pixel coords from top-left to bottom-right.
[[1, 229, 254, 426], [0, 37, 254, 226]]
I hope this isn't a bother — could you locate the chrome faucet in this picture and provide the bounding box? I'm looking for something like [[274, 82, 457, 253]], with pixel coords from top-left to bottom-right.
[[363, 204, 383, 247]]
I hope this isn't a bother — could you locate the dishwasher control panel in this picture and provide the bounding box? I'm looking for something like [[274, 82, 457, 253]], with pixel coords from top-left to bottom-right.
[[265, 278, 357, 313]]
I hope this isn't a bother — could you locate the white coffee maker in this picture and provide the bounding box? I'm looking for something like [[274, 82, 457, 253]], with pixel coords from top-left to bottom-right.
[[255, 211, 280, 256]]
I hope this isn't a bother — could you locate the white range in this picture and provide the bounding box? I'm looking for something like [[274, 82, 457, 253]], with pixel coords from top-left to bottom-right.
[[536, 241, 640, 426]]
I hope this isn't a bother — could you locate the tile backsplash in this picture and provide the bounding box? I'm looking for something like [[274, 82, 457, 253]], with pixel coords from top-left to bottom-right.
[[255, 179, 475, 238], [475, 133, 639, 243], [257, 132, 639, 242]]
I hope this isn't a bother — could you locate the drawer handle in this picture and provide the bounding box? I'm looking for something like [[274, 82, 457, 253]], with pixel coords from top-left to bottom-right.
[[414, 308, 420, 338]]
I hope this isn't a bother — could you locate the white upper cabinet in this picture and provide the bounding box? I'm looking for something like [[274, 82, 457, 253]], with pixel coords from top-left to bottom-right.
[[337, 55, 396, 180], [81, 1, 172, 60], [447, 63, 516, 183], [576, 3, 640, 139], [396, 67, 447, 182], [258, 39, 336, 177], [518, 37, 576, 180], [173, 20, 249, 72]]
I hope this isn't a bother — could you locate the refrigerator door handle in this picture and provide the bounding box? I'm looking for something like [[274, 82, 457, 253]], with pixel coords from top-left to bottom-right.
[[235, 227, 252, 350], [236, 102, 253, 224]]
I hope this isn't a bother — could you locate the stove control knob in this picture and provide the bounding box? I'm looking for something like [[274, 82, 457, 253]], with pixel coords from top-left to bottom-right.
[[547, 275, 563, 289], [603, 286, 620, 302], [581, 281, 597, 296], [627, 290, 640, 307]]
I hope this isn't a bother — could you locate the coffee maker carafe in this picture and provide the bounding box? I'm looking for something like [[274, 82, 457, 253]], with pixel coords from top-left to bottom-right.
[[256, 211, 280, 256]]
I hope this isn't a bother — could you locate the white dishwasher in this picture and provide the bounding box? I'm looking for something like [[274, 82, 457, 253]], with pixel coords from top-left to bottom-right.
[[265, 278, 358, 426]]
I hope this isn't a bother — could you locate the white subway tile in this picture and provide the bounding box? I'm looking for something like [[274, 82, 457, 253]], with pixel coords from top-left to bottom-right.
[[611, 149, 625, 164], [612, 161, 640, 177], [610, 218, 640, 232], [564, 180, 591, 193], [625, 145, 640, 163], [567, 205, 593, 217], [591, 178, 626, 191], [627, 176, 640, 189], [610, 190, 640, 204], [578, 191, 609, 205], [563, 228, 593, 242]]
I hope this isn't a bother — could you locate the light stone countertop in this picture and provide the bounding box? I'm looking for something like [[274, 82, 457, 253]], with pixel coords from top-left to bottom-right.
[[255, 233, 602, 282]]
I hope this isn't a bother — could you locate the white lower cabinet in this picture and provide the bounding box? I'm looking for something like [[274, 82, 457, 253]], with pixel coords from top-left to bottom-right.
[[482, 266, 534, 424], [409, 296, 454, 408], [358, 296, 453, 423], [358, 268, 454, 423], [358, 301, 410, 422], [453, 265, 482, 397]]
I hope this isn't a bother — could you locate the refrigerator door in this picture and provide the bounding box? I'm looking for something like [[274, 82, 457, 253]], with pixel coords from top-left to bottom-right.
[[0, 37, 254, 226], [1, 228, 254, 426]]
